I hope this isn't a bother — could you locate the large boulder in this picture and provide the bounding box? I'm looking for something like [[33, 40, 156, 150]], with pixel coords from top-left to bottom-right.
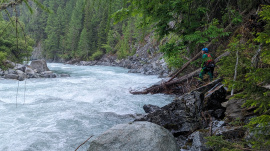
[[4, 74, 18, 80], [25, 66, 35, 75], [30, 60, 50, 73], [202, 83, 227, 120], [16, 70, 26, 81], [203, 84, 227, 111], [88, 121, 179, 151], [224, 99, 244, 120]]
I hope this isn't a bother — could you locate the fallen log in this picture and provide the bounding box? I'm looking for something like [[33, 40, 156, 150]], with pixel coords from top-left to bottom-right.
[[130, 51, 230, 95]]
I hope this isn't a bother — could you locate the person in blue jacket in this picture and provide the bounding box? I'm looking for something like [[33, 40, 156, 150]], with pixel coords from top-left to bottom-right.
[[199, 48, 215, 81]]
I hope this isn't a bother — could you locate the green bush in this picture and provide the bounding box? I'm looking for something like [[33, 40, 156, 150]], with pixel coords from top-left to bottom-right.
[[90, 50, 104, 60]]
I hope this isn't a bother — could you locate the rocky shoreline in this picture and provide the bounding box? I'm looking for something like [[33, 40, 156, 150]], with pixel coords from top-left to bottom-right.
[[87, 79, 255, 151], [65, 33, 172, 78], [71, 53, 170, 78], [0, 60, 69, 81]]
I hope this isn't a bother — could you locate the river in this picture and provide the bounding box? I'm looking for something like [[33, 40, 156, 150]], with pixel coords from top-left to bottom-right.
[[0, 63, 173, 151]]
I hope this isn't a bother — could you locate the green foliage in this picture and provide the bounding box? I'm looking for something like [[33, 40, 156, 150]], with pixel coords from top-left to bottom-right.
[[66, 0, 84, 58], [111, 0, 260, 68], [0, 51, 7, 69], [90, 50, 103, 60], [229, 118, 244, 126], [160, 42, 186, 68], [205, 136, 244, 151], [216, 5, 270, 150], [184, 19, 230, 45], [0, 18, 34, 69], [77, 28, 89, 60]]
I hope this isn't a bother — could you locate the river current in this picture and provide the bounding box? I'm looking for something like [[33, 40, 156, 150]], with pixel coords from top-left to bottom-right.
[[0, 63, 173, 151]]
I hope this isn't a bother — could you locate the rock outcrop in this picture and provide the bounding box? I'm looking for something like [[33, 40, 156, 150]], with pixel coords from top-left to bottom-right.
[[30, 59, 50, 73], [131, 80, 253, 150], [88, 121, 179, 151]]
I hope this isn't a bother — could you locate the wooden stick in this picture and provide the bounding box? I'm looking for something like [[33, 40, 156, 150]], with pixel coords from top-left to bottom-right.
[[75, 135, 94, 151]]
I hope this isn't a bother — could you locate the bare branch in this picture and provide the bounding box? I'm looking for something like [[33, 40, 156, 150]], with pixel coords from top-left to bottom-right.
[[0, 0, 27, 11]]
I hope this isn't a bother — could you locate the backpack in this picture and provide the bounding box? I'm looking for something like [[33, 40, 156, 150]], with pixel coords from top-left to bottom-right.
[[205, 53, 215, 68]]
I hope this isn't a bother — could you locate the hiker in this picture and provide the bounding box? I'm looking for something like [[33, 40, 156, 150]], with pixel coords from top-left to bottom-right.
[[199, 48, 215, 81]]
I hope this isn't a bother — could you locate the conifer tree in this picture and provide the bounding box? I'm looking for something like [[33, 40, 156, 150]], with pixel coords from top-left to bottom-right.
[[77, 28, 89, 60], [66, 0, 84, 59]]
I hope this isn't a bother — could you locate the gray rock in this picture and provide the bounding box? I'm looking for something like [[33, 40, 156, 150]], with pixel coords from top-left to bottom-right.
[[143, 104, 161, 113], [60, 74, 70, 77], [136, 91, 204, 136], [16, 70, 26, 81], [214, 126, 246, 139], [224, 99, 245, 121], [16, 70, 24, 75], [14, 64, 25, 72], [4, 60, 15, 68], [5, 69, 16, 74], [25, 67, 35, 75], [4, 74, 18, 80], [40, 71, 57, 78], [88, 121, 179, 151], [187, 131, 211, 151], [213, 109, 225, 119], [30, 59, 50, 73], [203, 84, 227, 111]]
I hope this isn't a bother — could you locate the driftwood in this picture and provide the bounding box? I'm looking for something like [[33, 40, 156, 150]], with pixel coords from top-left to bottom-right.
[[75, 135, 94, 151], [130, 51, 230, 95]]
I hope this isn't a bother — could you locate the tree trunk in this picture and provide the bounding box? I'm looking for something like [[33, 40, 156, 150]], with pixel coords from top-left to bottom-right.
[[231, 50, 239, 95]]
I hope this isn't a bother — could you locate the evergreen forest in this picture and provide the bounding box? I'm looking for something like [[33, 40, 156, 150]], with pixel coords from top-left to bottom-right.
[[0, 0, 270, 150]]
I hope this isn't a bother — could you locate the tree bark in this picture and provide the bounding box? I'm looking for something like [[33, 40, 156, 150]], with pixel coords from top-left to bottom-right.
[[231, 50, 239, 95]]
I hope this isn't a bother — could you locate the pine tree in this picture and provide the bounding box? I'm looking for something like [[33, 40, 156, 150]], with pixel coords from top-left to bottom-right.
[[77, 28, 89, 60], [65, 0, 84, 59]]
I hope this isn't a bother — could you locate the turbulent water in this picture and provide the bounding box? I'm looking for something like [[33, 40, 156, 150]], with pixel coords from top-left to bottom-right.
[[0, 63, 173, 151]]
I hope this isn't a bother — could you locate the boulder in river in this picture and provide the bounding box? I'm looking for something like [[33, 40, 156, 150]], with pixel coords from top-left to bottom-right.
[[40, 71, 57, 78], [30, 59, 50, 73], [88, 121, 179, 151], [25, 66, 36, 75], [4, 74, 18, 80], [16, 70, 26, 81]]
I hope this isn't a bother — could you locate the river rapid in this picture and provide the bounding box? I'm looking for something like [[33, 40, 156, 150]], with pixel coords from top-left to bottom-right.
[[0, 63, 173, 151]]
